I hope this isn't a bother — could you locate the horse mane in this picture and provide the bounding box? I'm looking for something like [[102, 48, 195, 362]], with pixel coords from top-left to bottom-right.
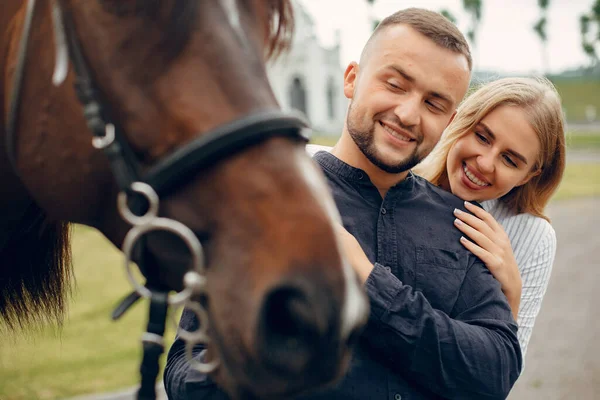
[[148, 0, 295, 60], [99, 0, 294, 64], [264, 0, 295, 59], [0, 201, 73, 330]]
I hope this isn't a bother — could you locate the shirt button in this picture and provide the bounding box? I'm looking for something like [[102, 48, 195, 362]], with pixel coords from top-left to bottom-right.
[[385, 266, 391, 272], [394, 394, 402, 400], [381, 208, 387, 215]]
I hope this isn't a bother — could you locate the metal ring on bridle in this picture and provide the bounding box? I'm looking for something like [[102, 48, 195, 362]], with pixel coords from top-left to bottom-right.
[[122, 218, 206, 306], [186, 340, 220, 374], [173, 300, 212, 343], [92, 122, 116, 149], [118, 182, 160, 226]]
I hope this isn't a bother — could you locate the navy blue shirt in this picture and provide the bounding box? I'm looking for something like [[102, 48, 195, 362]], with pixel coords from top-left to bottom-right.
[[164, 151, 522, 400]]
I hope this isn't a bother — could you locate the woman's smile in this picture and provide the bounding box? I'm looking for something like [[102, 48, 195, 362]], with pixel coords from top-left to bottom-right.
[[446, 105, 540, 202], [461, 162, 490, 189]]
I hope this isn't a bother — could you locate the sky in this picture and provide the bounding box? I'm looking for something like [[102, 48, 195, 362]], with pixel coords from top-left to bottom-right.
[[297, 0, 596, 74]]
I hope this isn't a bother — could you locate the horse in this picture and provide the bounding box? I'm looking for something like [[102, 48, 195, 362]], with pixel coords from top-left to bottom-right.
[[0, 1, 368, 399]]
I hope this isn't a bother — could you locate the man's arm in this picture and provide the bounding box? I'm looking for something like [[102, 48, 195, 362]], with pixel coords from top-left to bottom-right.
[[363, 261, 522, 400]]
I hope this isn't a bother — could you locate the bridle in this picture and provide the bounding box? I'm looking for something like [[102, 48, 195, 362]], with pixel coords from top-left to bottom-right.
[[5, 1, 309, 399]]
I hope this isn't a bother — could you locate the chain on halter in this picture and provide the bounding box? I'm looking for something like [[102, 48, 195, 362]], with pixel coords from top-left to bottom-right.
[[119, 182, 219, 374]]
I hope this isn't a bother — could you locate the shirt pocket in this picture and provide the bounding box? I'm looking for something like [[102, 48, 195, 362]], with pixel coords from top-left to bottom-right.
[[415, 246, 467, 315]]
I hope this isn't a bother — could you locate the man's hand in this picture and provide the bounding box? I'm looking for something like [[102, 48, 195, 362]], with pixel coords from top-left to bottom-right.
[[335, 224, 374, 284]]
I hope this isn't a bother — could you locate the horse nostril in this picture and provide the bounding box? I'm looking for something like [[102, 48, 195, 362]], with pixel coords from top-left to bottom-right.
[[263, 286, 319, 341], [257, 285, 322, 375]]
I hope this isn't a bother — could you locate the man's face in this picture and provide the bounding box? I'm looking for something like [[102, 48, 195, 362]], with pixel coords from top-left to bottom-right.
[[344, 25, 471, 173]]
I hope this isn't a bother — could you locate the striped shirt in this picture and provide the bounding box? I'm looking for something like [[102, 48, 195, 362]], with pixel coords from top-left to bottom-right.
[[482, 199, 556, 358]]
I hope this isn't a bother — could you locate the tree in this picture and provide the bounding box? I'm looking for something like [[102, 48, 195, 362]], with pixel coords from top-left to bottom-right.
[[366, 0, 379, 32], [533, 0, 550, 75], [580, 0, 600, 66], [463, 0, 483, 47]]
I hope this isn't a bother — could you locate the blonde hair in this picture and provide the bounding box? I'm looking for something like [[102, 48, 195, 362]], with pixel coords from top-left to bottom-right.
[[415, 77, 566, 221]]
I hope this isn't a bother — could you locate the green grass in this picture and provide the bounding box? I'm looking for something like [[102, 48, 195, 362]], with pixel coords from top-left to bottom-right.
[[0, 226, 180, 400], [552, 79, 600, 122], [553, 163, 600, 201], [309, 134, 339, 147], [566, 131, 600, 149]]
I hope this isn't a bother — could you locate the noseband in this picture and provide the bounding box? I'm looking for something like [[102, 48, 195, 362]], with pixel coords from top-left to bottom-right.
[[5, 1, 309, 399]]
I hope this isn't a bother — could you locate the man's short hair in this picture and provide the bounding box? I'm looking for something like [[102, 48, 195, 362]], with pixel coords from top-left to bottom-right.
[[368, 8, 473, 71]]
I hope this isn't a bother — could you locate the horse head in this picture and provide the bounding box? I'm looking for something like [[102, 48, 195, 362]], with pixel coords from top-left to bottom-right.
[[1, 0, 368, 398]]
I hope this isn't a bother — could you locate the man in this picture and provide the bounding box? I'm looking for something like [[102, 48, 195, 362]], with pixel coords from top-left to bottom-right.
[[164, 8, 522, 400]]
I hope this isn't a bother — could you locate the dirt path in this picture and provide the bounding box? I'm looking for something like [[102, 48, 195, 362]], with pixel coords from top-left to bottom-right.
[[508, 197, 600, 399]]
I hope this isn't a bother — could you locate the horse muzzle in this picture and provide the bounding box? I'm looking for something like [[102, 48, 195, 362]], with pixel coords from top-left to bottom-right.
[[247, 275, 364, 397]]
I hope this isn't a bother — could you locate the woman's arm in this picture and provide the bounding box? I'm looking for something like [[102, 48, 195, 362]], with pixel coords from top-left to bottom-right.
[[453, 201, 522, 321], [510, 223, 556, 357]]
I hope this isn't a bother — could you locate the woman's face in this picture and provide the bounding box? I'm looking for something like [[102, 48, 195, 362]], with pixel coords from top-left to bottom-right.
[[446, 105, 541, 202]]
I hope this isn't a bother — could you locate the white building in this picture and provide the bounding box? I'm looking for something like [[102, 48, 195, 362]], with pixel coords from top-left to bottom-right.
[[267, 2, 348, 135]]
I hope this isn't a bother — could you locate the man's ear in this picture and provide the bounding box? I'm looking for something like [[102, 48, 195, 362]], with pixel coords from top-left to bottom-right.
[[343, 62, 359, 99]]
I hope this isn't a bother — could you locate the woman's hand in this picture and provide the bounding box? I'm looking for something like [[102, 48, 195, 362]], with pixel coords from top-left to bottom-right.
[[335, 224, 374, 284], [454, 201, 522, 320]]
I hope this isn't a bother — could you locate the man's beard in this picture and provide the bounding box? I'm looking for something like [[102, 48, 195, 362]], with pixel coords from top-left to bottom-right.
[[347, 109, 425, 174]]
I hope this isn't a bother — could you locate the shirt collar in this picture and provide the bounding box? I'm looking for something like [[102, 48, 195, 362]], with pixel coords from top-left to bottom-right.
[[313, 151, 416, 188], [313, 151, 368, 182]]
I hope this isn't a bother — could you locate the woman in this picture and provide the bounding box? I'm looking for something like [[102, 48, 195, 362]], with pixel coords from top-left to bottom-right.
[[323, 76, 566, 359], [413, 76, 565, 357]]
